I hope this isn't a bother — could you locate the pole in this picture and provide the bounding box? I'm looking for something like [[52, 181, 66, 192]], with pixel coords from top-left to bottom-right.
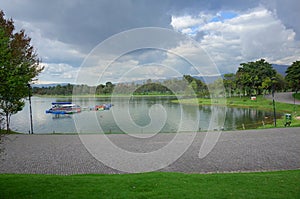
[[28, 84, 33, 134], [271, 77, 276, 127], [294, 90, 297, 114]]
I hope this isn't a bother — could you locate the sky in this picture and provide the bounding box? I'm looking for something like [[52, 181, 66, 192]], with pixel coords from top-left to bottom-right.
[[1, 0, 300, 85]]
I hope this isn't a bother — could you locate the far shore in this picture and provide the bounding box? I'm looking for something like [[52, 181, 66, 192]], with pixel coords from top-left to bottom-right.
[[33, 94, 179, 98]]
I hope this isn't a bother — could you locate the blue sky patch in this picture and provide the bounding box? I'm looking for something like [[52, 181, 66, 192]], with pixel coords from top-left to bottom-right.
[[210, 11, 238, 22]]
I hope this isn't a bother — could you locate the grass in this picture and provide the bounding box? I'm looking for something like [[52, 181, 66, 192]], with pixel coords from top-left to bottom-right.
[[174, 95, 299, 112], [293, 92, 300, 100], [34, 94, 178, 98], [0, 129, 21, 135], [0, 170, 299, 199]]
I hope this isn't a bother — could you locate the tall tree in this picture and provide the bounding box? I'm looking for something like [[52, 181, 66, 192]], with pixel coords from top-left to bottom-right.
[[223, 73, 236, 97], [0, 10, 43, 132], [183, 75, 207, 97], [236, 59, 276, 96], [285, 61, 300, 91], [103, 82, 114, 94]]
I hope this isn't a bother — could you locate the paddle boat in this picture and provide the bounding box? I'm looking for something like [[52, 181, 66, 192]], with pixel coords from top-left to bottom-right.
[[95, 103, 113, 111], [46, 102, 81, 114]]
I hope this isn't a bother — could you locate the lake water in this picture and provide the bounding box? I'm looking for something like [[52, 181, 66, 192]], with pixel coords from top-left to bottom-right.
[[10, 96, 277, 134]]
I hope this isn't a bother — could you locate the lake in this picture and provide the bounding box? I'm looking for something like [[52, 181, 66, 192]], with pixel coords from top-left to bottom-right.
[[10, 96, 276, 134]]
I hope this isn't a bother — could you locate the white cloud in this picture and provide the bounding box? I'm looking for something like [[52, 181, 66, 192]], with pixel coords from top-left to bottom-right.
[[163, 41, 221, 77], [3, 0, 300, 84], [170, 7, 300, 73], [76, 50, 178, 85], [37, 63, 79, 84], [171, 15, 210, 30]]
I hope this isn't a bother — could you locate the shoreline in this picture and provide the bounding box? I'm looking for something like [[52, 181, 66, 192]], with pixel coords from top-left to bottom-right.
[[6, 94, 299, 134], [4, 125, 300, 135]]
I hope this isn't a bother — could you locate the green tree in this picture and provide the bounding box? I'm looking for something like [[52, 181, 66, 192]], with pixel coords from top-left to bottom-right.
[[223, 73, 236, 97], [236, 59, 276, 96], [0, 10, 43, 132], [209, 78, 225, 98], [274, 73, 287, 92], [183, 75, 207, 97], [184, 81, 197, 97], [285, 61, 300, 91], [103, 82, 114, 94], [260, 77, 272, 95]]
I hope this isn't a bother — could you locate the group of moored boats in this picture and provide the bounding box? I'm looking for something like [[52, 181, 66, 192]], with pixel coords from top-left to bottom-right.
[[45, 102, 113, 115]]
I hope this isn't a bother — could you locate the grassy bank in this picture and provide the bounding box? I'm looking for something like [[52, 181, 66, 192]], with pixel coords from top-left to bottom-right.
[[174, 95, 300, 128], [293, 92, 300, 100], [174, 96, 299, 112], [0, 129, 21, 135], [0, 170, 299, 198], [34, 94, 178, 98]]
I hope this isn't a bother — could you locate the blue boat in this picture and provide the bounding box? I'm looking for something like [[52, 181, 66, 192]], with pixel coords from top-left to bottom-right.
[[46, 102, 81, 114]]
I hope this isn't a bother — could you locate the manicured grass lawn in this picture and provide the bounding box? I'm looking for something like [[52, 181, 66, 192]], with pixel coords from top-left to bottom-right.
[[0, 170, 299, 198]]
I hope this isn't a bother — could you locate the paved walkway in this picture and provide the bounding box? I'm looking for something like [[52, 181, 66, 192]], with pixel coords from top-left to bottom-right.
[[265, 92, 300, 105], [1, 127, 299, 174]]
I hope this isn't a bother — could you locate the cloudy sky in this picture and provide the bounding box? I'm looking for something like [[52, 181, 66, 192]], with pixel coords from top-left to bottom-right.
[[1, 0, 300, 84]]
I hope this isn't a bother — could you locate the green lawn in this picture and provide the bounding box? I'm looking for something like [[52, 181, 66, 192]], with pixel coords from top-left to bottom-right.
[[0, 170, 299, 199], [0, 129, 21, 134], [293, 92, 300, 100]]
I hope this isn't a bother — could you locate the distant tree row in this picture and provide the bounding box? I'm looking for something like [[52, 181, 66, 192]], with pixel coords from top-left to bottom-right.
[[32, 82, 115, 96], [32, 59, 300, 98], [32, 77, 198, 96]]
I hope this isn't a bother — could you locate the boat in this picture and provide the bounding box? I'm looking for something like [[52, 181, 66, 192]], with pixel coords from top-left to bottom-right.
[[46, 102, 81, 114], [95, 103, 113, 111]]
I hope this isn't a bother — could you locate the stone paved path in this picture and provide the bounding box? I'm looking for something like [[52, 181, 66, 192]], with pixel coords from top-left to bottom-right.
[[1, 127, 299, 174], [265, 92, 300, 105]]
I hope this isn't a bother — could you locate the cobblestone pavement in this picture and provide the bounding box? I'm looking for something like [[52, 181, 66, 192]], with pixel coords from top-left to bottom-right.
[[1, 127, 299, 174], [265, 92, 300, 105]]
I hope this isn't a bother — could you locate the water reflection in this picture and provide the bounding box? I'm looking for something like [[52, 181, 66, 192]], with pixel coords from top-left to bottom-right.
[[10, 96, 279, 134]]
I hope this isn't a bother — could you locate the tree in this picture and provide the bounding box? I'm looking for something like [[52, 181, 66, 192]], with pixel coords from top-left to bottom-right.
[[209, 78, 225, 98], [0, 10, 43, 132], [260, 77, 272, 95], [103, 82, 114, 94], [285, 61, 300, 91], [223, 73, 236, 97], [236, 59, 276, 96], [274, 73, 287, 92], [183, 75, 207, 97]]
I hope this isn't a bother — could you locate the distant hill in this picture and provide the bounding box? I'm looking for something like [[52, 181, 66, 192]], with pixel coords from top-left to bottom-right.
[[272, 64, 289, 76], [192, 75, 220, 84]]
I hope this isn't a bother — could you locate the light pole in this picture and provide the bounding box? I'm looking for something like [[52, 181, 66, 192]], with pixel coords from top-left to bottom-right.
[[27, 84, 33, 134], [294, 89, 298, 112], [271, 77, 276, 127]]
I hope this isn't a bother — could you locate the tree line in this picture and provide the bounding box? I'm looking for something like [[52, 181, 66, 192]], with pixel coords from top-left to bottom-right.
[[32, 59, 299, 97], [220, 59, 299, 97], [32, 75, 205, 96]]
